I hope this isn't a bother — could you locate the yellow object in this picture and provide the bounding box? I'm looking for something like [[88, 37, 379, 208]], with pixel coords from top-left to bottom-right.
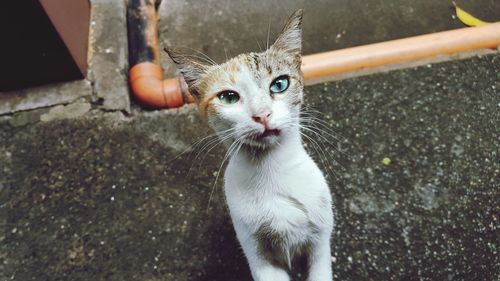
[[382, 157, 391, 166], [453, 2, 490, 27]]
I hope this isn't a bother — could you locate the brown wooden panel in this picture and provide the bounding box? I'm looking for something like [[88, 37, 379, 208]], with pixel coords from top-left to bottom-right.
[[40, 0, 90, 75], [0, 0, 87, 91]]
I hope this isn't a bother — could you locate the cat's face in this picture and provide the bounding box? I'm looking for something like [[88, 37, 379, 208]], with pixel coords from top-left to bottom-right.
[[167, 10, 304, 150]]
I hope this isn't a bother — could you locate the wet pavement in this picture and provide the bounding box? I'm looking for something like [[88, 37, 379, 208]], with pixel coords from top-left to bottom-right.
[[1, 53, 499, 280], [2, 0, 500, 280]]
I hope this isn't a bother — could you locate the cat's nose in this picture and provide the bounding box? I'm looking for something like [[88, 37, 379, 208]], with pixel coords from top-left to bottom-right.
[[252, 112, 272, 127]]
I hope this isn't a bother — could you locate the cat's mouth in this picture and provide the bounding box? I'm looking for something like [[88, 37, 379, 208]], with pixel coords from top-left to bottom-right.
[[256, 129, 281, 139], [243, 128, 282, 148]]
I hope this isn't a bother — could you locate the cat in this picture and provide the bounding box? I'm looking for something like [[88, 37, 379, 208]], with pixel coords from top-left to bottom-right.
[[165, 9, 334, 281]]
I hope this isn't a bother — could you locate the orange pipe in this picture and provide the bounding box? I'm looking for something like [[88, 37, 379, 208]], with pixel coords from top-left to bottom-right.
[[129, 22, 500, 109], [302, 22, 500, 81], [127, 0, 194, 108], [129, 62, 192, 108]]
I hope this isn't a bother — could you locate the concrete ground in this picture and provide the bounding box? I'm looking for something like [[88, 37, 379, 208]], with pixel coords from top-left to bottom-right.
[[2, 54, 499, 281], [1, 0, 500, 281]]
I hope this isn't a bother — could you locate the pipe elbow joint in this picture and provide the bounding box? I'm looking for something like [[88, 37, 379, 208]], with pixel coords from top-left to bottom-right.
[[129, 62, 186, 108]]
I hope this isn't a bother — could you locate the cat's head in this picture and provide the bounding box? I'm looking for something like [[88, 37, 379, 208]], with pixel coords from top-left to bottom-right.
[[166, 9, 304, 150]]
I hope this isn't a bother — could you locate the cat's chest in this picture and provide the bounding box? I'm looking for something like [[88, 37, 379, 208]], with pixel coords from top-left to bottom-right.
[[224, 155, 331, 235], [226, 151, 323, 193], [227, 182, 330, 245]]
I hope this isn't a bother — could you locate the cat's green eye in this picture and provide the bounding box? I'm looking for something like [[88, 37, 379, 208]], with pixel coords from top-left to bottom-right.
[[217, 91, 240, 105], [270, 75, 290, 94]]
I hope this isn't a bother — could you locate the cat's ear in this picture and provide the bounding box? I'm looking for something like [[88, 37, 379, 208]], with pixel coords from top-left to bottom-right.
[[271, 9, 303, 56], [164, 47, 207, 94]]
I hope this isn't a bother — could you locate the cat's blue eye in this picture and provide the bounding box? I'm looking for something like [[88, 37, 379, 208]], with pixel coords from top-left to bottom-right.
[[217, 91, 240, 105], [270, 75, 290, 94]]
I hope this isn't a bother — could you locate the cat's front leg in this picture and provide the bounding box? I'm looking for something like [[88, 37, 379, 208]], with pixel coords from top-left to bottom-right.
[[251, 263, 290, 281], [234, 223, 291, 281], [307, 232, 333, 281]]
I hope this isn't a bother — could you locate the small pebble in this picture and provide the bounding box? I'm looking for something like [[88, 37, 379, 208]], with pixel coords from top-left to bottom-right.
[[382, 157, 391, 165]]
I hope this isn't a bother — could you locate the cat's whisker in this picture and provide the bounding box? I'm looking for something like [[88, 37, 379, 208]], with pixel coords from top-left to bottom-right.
[[185, 54, 217, 66], [299, 112, 348, 139], [165, 130, 229, 172], [289, 114, 349, 154], [187, 128, 236, 162], [182, 46, 218, 66], [294, 120, 350, 168], [282, 119, 346, 178], [299, 121, 352, 164], [183, 128, 236, 173], [300, 106, 346, 130], [254, 35, 263, 52], [194, 128, 235, 156], [196, 132, 235, 159], [298, 130, 333, 175], [299, 118, 345, 143], [299, 130, 342, 181], [300, 116, 347, 139], [266, 17, 272, 50], [206, 136, 244, 211], [307, 141, 349, 171], [297, 112, 351, 157], [303, 127, 347, 171], [188, 130, 238, 176], [298, 124, 350, 159], [223, 47, 229, 62], [193, 126, 254, 176]]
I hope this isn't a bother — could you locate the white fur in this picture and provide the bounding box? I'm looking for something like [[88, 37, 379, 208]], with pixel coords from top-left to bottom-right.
[[225, 129, 334, 281], [210, 64, 334, 281], [167, 10, 334, 280]]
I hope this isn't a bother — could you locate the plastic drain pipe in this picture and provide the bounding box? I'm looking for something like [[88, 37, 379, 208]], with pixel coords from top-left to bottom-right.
[[127, 1, 500, 108], [302, 21, 500, 82], [128, 0, 193, 108]]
